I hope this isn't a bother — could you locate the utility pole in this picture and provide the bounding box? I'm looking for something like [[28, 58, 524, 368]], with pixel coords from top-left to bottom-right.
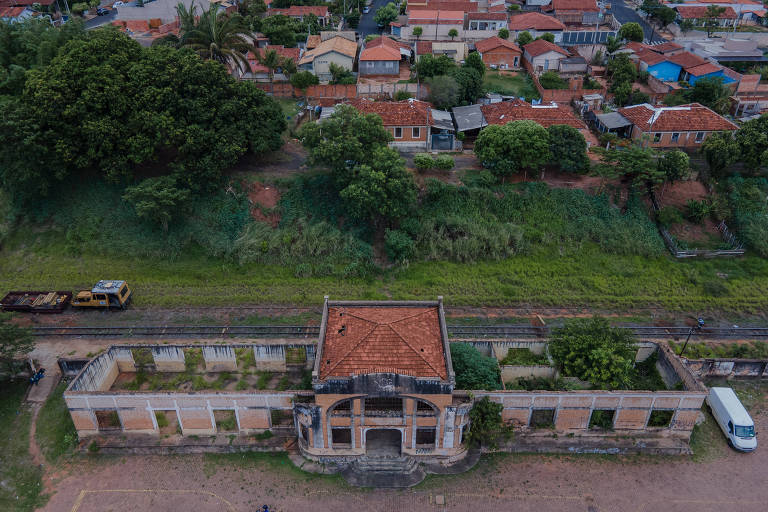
[[679, 317, 705, 358]]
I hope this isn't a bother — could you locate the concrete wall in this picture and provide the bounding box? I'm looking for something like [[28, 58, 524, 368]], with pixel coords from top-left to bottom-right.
[[685, 358, 768, 379], [501, 365, 558, 381]]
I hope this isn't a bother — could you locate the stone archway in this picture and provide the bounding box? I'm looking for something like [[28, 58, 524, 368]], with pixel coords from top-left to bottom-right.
[[365, 429, 401, 456]]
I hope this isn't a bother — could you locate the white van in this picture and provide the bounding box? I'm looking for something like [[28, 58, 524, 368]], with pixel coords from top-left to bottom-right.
[[707, 387, 757, 452]]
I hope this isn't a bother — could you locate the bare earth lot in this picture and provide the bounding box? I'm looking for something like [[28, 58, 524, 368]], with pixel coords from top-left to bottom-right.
[[40, 385, 767, 512]]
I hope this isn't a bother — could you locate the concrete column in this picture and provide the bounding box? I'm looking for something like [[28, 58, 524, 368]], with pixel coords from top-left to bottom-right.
[[202, 346, 237, 372], [152, 346, 186, 372]]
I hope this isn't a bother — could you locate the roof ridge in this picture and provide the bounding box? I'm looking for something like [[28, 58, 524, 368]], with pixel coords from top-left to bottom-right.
[[323, 316, 379, 376], [389, 310, 445, 377]]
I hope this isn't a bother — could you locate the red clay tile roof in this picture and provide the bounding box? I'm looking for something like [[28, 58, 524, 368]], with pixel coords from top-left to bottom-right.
[[523, 38, 569, 57], [668, 51, 708, 69], [480, 100, 586, 129], [650, 41, 682, 53], [361, 36, 406, 61], [0, 5, 26, 16], [551, 0, 599, 12], [623, 41, 651, 53], [675, 5, 737, 19], [268, 5, 329, 17], [417, 41, 433, 54], [636, 48, 667, 66], [319, 306, 447, 379], [408, 9, 465, 23], [467, 11, 508, 20], [618, 103, 738, 132], [475, 36, 522, 54], [507, 12, 566, 31], [247, 45, 301, 73], [686, 62, 723, 76], [425, 0, 478, 11], [347, 98, 433, 126]]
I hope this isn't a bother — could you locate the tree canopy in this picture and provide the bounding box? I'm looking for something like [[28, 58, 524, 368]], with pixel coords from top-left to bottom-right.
[[734, 115, 768, 170], [702, 131, 740, 178], [548, 124, 589, 173], [177, 2, 251, 73], [0, 314, 34, 375], [450, 343, 501, 390], [465, 397, 511, 448], [374, 2, 399, 27], [0, 30, 285, 204], [549, 316, 637, 389], [516, 31, 533, 46], [618, 22, 644, 42], [475, 120, 551, 180]]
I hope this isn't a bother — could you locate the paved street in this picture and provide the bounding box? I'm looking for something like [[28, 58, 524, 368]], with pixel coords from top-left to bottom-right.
[[608, 0, 666, 43], [357, 0, 391, 37]]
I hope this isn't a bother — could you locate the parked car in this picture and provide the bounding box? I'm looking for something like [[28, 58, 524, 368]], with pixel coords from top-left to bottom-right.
[[707, 387, 757, 452], [112, 1, 123, 7], [96, 7, 110, 14], [363, 6, 370, 13]]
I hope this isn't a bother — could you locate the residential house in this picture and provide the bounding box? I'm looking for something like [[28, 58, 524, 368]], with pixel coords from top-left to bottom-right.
[[0, 5, 33, 22], [479, 99, 594, 143], [359, 36, 412, 77], [523, 0, 552, 12], [347, 98, 458, 151], [731, 74, 768, 116], [674, 5, 737, 28], [306, 35, 321, 51], [649, 41, 684, 57], [474, 36, 522, 69], [616, 103, 738, 148], [507, 12, 566, 42], [689, 38, 768, 65], [466, 12, 508, 31], [547, 0, 600, 25], [404, 10, 465, 41], [559, 55, 588, 75], [522, 38, 569, 73], [633, 47, 737, 86], [298, 36, 358, 82], [267, 5, 332, 27], [242, 46, 302, 82], [416, 41, 468, 62]]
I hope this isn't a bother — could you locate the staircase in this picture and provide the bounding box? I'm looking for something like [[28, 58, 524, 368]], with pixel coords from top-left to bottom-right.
[[341, 455, 426, 488]]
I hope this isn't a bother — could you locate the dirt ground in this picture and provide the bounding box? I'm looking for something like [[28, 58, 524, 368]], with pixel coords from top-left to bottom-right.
[[245, 181, 281, 227], [39, 392, 768, 512], [228, 140, 308, 179]]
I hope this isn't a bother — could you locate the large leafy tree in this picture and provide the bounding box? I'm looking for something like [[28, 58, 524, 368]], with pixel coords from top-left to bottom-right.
[[547, 124, 589, 173], [0, 30, 285, 203], [415, 54, 456, 78], [464, 51, 485, 78], [259, 15, 307, 47], [0, 314, 34, 375], [465, 397, 512, 449], [734, 115, 768, 170], [475, 120, 550, 180], [618, 22, 644, 42], [516, 31, 533, 46], [339, 147, 417, 226], [658, 149, 690, 184], [450, 67, 482, 105], [426, 75, 460, 109], [450, 343, 501, 390], [549, 317, 636, 390], [604, 144, 664, 189], [685, 76, 731, 114], [702, 131, 740, 178], [123, 176, 191, 231], [177, 2, 251, 73], [374, 2, 399, 28], [298, 104, 392, 183]]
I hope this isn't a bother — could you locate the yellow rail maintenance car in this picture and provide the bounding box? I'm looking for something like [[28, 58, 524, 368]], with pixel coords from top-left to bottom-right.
[[71, 280, 132, 310]]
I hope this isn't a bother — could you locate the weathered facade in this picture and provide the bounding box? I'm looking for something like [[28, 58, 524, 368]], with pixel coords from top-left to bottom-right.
[[64, 299, 709, 463]]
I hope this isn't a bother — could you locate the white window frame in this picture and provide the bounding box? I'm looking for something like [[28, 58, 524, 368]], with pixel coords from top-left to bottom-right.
[[695, 131, 705, 143], [671, 132, 680, 143], [653, 133, 661, 143], [412, 127, 421, 139], [394, 127, 403, 139]]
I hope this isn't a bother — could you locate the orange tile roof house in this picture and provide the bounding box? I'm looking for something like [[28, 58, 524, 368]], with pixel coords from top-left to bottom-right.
[[480, 99, 587, 130], [347, 98, 436, 150], [298, 36, 358, 82], [466, 11, 508, 31], [507, 11, 566, 33], [675, 5, 738, 27], [523, 39, 569, 74], [267, 5, 331, 26], [617, 103, 738, 148], [359, 36, 411, 76], [548, 0, 600, 25], [474, 36, 522, 69], [405, 10, 465, 40]]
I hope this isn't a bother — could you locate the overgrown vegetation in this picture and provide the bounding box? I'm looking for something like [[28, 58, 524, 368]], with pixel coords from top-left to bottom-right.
[[0, 381, 46, 511], [450, 343, 501, 390], [499, 348, 549, 366], [464, 396, 511, 448], [35, 381, 78, 464], [669, 340, 768, 359]]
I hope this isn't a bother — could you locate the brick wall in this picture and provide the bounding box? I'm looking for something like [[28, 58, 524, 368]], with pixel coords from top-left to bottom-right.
[[481, 48, 521, 69]]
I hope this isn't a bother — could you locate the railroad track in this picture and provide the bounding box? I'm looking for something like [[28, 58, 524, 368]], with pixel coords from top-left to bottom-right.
[[31, 325, 768, 339]]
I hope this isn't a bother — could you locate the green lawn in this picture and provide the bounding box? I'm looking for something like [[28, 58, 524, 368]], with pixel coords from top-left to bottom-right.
[[483, 71, 540, 99], [35, 381, 77, 464], [0, 381, 46, 512], [3, 242, 768, 312]]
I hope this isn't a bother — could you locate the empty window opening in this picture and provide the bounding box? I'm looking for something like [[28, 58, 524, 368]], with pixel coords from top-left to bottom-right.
[[461, 423, 469, 444], [154, 410, 179, 435], [95, 410, 121, 430], [285, 347, 306, 365], [332, 427, 352, 446], [365, 397, 403, 415], [300, 424, 310, 445], [589, 409, 616, 430], [214, 410, 238, 432], [530, 409, 555, 429], [416, 400, 435, 414], [415, 427, 436, 446], [332, 400, 352, 415], [647, 409, 674, 428], [270, 409, 292, 426]]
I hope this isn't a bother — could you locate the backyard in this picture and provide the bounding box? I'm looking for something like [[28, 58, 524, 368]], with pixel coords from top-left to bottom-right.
[[483, 70, 540, 99]]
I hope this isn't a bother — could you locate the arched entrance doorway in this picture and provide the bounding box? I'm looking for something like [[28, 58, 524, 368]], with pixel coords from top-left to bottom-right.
[[365, 429, 401, 456]]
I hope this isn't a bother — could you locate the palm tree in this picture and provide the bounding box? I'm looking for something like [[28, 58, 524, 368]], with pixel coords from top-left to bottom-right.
[[176, 2, 251, 74], [448, 28, 458, 41], [256, 48, 282, 93]]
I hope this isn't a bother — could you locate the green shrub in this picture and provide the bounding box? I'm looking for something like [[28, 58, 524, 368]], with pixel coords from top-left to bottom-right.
[[393, 90, 413, 101], [464, 396, 511, 448], [538, 71, 568, 89], [647, 409, 674, 427], [685, 199, 711, 224], [499, 348, 549, 366], [657, 206, 683, 227], [155, 411, 169, 428], [434, 155, 455, 170], [589, 409, 615, 429], [450, 343, 501, 390], [385, 229, 415, 262], [414, 153, 435, 171]]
